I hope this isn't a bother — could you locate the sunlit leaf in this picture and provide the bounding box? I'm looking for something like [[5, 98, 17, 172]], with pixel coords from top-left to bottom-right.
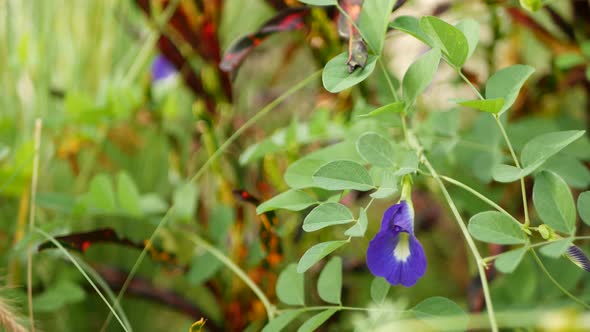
[[485, 64, 534, 115], [317, 256, 342, 304], [402, 48, 441, 103], [468, 211, 526, 244], [457, 98, 504, 114], [420, 16, 468, 68], [389, 16, 432, 46], [277, 264, 305, 306], [455, 19, 479, 60], [297, 240, 348, 273], [533, 171, 576, 234], [322, 53, 377, 93]]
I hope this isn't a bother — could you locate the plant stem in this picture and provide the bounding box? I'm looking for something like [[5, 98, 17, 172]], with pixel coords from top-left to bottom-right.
[[103, 70, 322, 328], [531, 250, 590, 309], [440, 175, 521, 226], [408, 133, 498, 332], [26, 119, 42, 332], [378, 59, 399, 102], [493, 115, 530, 227], [483, 235, 590, 262], [183, 232, 276, 319], [35, 228, 130, 332], [457, 68, 530, 227]]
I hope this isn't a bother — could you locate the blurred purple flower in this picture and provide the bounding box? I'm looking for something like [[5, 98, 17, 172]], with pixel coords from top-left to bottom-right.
[[152, 55, 176, 81], [366, 200, 427, 287]]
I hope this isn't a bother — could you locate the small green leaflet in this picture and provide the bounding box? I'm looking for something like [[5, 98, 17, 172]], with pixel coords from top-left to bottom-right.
[[261, 310, 302, 332], [457, 98, 504, 114], [276, 264, 305, 306], [390, 16, 432, 46], [297, 240, 348, 273], [468, 211, 526, 244], [285, 158, 326, 189], [455, 19, 479, 60], [494, 247, 527, 273], [539, 238, 573, 258], [359, 101, 405, 118], [297, 309, 338, 332], [312, 160, 374, 191], [578, 191, 590, 226], [298, 0, 336, 5], [317, 256, 342, 304], [356, 132, 396, 168], [485, 64, 535, 115], [492, 130, 585, 183], [87, 174, 116, 212], [533, 171, 576, 234], [345, 207, 368, 237], [370, 277, 390, 304], [303, 202, 355, 232], [420, 16, 469, 68], [412, 297, 468, 332], [116, 172, 142, 216], [402, 48, 441, 103], [322, 53, 377, 93], [357, 0, 396, 53], [256, 189, 318, 214]]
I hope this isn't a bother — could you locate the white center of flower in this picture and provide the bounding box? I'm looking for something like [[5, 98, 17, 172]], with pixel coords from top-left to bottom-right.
[[393, 232, 411, 262]]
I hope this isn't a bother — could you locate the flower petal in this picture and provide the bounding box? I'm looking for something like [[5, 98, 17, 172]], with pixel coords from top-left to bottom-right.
[[366, 231, 399, 278], [380, 200, 413, 234], [152, 55, 176, 81]]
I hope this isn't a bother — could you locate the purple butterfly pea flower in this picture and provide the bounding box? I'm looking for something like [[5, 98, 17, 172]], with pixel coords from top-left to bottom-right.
[[366, 200, 427, 287], [151, 55, 177, 81]]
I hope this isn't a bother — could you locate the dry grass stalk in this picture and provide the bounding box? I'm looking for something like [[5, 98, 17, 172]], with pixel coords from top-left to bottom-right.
[[0, 296, 28, 332]]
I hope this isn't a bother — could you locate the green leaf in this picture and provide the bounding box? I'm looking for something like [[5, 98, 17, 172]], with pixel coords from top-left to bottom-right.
[[455, 19, 479, 60], [520, 0, 543, 11], [359, 101, 405, 118], [494, 247, 527, 273], [390, 16, 432, 46], [370, 277, 390, 304], [208, 204, 235, 244], [358, 0, 396, 53], [468, 211, 526, 244], [533, 171, 576, 234], [313, 160, 374, 191], [298, 0, 336, 5], [256, 190, 318, 214], [297, 309, 338, 332], [317, 256, 342, 304], [34, 280, 86, 313], [303, 203, 355, 232], [492, 130, 586, 183], [485, 64, 535, 114], [395, 149, 419, 176], [544, 155, 590, 189], [578, 191, 590, 226], [370, 170, 398, 199], [285, 158, 326, 189], [116, 172, 142, 216], [173, 182, 198, 222], [297, 240, 348, 273], [139, 193, 168, 215], [356, 133, 396, 168], [345, 207, 368, 237], [420, 16, 469, 68], [457, 98, 504, 114], [412, 297, 467, 332], [262, 310, 303, 332], [555, 53, 586, 70], [88, 174, 116, 212], [322, 52, 377, 93], [188, 252, 223, 285], [540, 238, 573, 258], [402, 48, 441, 103], [276, 264, 305, 306]]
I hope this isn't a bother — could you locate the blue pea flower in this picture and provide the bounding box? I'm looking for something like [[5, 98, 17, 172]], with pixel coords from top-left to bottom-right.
[[151, 55, 177, 81], [366, 200, 427, 287]]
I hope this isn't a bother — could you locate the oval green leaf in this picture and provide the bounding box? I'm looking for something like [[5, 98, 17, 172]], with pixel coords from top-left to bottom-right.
[[578, 191, 590, 226], [420, 16, 468, 68], [313, 160, 374, 191], [297, 309, 338, 332], [390, 16, 432, 46], [412, 297, 468, 332], [540, 238, 573, 258], [276, 264, 305, 306], [345, 207, 368, 237], [485, 64, 535, 114], [370, 277, 390, 304], [297, 240, 348, 273], [303, 203, 355, 232], [322, 52, 377, 93], [533, 171, 576, 234], [358, 0, 396, 53], [317, 256, 342, 304], [468, 211, 526, 244], [356, 133, 396, 168], [262, 310, 303, 332], [402, 48, 441, 103], [494, 246, 527, 273], [256, 189, 318, 214], [457, 98, 504, 114]]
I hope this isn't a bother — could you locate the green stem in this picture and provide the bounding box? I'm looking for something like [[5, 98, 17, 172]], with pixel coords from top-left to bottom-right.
[[457, 68, 530, 227], [276, 305, 407, 315], [408, 133, 498, 332], [183, 232, 276, 319], [35, 228, 130, 332], [378, 59, 399, 102], [531, 250, 590, 309], [439, 175, 521, 226], [103, 70, 322, 328], [483, 236, 590, 262]]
